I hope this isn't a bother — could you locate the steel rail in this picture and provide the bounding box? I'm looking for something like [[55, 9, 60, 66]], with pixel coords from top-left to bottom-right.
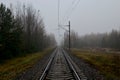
[[62, 49, 81, 80], [39, 48, 81, 80], [39, 48, 57, 80]]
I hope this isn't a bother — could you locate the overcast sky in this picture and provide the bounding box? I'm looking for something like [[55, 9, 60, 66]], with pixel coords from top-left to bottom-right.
[[1, 0, 120, 43]]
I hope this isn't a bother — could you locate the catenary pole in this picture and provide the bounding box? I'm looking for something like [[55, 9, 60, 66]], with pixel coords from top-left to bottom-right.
[[69, 21, 71, 51]]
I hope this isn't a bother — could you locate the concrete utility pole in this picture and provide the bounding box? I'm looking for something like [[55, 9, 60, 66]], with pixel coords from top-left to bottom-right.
[[58, 21, 71, 51], [68, 21, 71, 51]]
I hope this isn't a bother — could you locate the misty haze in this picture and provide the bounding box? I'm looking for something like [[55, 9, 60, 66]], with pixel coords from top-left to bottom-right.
[[0, 0, 120, 80]]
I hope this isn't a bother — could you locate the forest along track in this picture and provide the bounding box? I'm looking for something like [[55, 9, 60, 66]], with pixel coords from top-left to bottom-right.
[[39, 48, 87, 80]]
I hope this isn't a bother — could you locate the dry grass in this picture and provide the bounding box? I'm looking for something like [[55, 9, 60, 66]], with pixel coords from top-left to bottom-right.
[[0, 48, 53, 80], [71, 49, 120, 79]]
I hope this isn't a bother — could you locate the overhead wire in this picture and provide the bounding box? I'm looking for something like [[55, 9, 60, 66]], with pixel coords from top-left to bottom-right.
[[63, 0, 77, 20], [67, 0, 80, 19], [62, 0, 81, 24], [58, 0, 81, 38], [58, 0, 60, 26], [58, 0, 61, 37], [58, 0, 64, 38]]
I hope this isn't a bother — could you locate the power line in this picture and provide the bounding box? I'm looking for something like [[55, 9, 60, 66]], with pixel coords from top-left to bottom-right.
[[58, 0, 80, 36], [58, 0, 61, 38], [70, 0, 81, 15], [66, 0, 78, 15], [62, 0, 77, 23], [58, 0, 60, 26], [62, 0, 81, 23], [67, 0, 81, 20], [64, 0, 77, 17], [72, 0, 78, 5]]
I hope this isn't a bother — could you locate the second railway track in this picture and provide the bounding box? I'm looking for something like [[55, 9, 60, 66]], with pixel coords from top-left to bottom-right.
[[39, 48, 87, 80]]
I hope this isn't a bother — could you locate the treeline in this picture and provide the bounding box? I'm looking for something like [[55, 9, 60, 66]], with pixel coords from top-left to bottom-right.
[[63, 29, 120, 50], [0, 3, 56, 60]]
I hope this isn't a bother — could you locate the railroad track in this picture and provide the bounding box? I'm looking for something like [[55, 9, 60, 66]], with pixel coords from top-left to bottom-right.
[[39, 48, 87, 80]]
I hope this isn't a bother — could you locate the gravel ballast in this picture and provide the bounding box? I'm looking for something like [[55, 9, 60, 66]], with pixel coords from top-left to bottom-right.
[[69, 52, 105, 80], [15, 52, 52, 80], [15, 49, 105, 80]]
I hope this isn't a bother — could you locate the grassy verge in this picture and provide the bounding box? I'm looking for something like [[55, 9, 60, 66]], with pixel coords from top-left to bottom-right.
[[71, 49, 120, 79], [0, 48, 53, 80]]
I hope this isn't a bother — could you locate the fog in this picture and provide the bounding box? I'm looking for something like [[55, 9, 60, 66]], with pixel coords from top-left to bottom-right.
[[1, 0, 120, 43]]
